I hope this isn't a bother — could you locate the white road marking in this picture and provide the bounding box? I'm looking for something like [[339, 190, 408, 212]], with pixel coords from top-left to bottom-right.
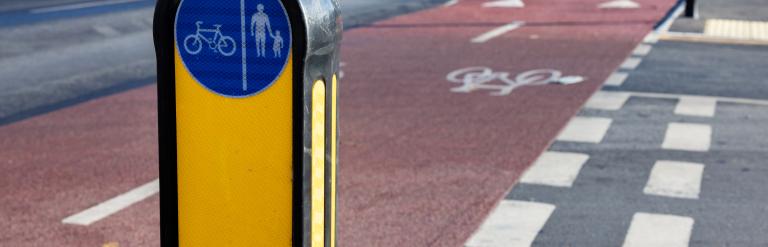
[[557, 117, 613, 143], [604, 72, 629, 86], [30, 0, 143, 14], [62, 179, 159, 226], [644, 160, 704, 199], [655, 2, 685, 33], [443, 0, 459, 7], [620, 57, 642, 70], [520, 151, 589, 187], [623, 213, 694, 247], [643, 32, 659, 44], [471, 21, 525, 43], [675, 96, 717, 117], [465, 200, 555, 247], [598, 0, 640, 9], [662, 123, 712, 152], [92, 25, 121, 37], [483, 0, 525, 8], [632, 44, 653, 56], [585, 91, 631, 110], [616, 90, 768, 106]]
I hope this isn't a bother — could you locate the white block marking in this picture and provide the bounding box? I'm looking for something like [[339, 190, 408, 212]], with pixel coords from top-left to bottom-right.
[[604, 72, 629, 86], [675, 96, 717, 117], [92, 25, 121, 37], [644, 160, 704, 199], [598, 0, 640, 8], [557, 117, 613, 143], [620, 57, 643, 70], [662, 123, 712, 152], [472, 21, 525, 43], [632, 44, 653, 56], [443, 0, 459, 7], [465, 200, 555, 247], [643, 33, 659, 44], [62, 179, 159, 226], [585, 91, 631, 110], [623, 213, 694, 247], [521, 152, 590, 187], [483, 0, 525, 8]]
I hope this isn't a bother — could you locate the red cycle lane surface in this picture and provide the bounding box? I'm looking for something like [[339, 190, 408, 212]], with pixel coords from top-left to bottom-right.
[[0, 86, 159, 247], [0, 0, 675, 246], [336, 0, 675, 246]]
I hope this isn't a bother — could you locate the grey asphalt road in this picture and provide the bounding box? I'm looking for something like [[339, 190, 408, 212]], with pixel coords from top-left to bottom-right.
[[0, 0, 446, 125], [496, 39, 768, 245]]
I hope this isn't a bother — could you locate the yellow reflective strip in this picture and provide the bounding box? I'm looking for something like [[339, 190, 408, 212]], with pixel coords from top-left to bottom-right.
[[330, 75, 338, 247], [311, 80, 326, 247]]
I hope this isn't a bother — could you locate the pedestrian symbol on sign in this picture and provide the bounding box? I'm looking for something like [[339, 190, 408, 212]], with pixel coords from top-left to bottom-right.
[[175, 0, 292, 97]]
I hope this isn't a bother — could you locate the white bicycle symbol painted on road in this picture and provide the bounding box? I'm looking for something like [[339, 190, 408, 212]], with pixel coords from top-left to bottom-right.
[[184, 21, 237, 56], [446, 66, 585, 96]]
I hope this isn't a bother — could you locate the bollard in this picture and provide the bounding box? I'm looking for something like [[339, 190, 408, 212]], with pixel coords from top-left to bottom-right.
[[152, 0, 341, 246], [684, 0, 697, 18]]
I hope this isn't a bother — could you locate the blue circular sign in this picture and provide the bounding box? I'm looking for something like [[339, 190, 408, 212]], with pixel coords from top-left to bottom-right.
[[175, 0, 292, 97]]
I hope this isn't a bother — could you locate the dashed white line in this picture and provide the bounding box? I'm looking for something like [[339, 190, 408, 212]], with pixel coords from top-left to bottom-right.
[[604, 72, 629, 86], [443, 0, 459, 7], [632, 44, 653, 56], [662, 123, 712, 152], [675, 96, 717, 117], [643, 32, 659, 44], [623, 213, 694, 247], [557, 117, 613, 143], [465, 200, 555, 247], [483, 0, 525, 8], [619, 90, 768, 107], [92, 25, 121, 37], [585, 91, 631, 110], [62, 179, 159, 226], [644, 160, 704, 199], [521, 151, 590, 187], [598, 0, 640, 9], [30, 0, 143, 14], [471, 21, 525, 43], [620, 57, 643, 70]]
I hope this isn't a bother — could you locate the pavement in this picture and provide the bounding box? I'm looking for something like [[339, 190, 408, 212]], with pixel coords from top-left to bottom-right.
[[6, 0, 768, 246]]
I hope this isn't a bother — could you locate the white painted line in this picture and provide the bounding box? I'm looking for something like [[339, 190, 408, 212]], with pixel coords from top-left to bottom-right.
[[632, 44, 653, 56], [598, 0, 640, 9], [585, 91, 631, 110], [643, 32, 659, 44], [62, 179, 159, 226], [520, 151, 590, 187], [604, 72, 629, 86], [655, 1, 685, 34], [615, 90, 768, 107], [471, 21, 525, 43], [644, 160, 704, 199], [443, 0, 459, 7], [620, 57, 642, 70], [465, 200, 555, 247], [483, 0, 525, 8], [557, 117, 613, 143], [662, 123, 712, 152], [30, 0, 142, 14], [623, 212, 694, 247], [92, 25, 121, 37], [675, 96, 717, 117]]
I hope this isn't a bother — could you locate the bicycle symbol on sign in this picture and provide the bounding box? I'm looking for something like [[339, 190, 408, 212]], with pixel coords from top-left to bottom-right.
[[184, 21, 237, 56]]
